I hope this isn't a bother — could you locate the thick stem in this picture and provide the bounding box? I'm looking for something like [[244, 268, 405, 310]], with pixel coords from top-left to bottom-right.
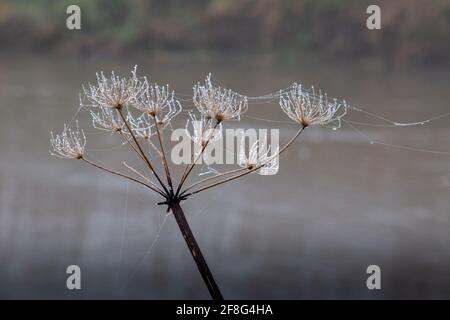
[[169, 201, 224, 300]]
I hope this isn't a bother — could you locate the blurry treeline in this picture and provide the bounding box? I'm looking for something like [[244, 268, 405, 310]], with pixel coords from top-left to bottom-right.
[[1, 0, 449, 65]]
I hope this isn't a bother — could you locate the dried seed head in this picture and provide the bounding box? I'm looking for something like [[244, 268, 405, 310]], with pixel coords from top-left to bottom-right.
[[193, 74, 248, 122], [50, 121, 86, 159], [80, 66, 146, 110], [133, 82, 182, 125], [238, 137, 278, 174], [279, 84, 347, 128]]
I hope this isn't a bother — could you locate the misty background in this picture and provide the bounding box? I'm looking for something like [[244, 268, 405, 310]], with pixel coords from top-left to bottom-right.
[[0, 0, 450, 299]]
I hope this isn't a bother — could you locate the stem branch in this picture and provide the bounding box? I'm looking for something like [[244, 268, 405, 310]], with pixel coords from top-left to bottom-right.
[[117, 108, 170, 195], [153, 115, 174, 194], [81, 158, 166, 198], [176, 120, 220, 196]]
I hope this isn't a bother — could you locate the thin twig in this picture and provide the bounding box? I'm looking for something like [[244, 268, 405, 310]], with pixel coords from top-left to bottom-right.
[[152, 114, 174, 193], [81, 157, 167, 198], [121, 161, 165, 195], [177, 118, 212, 187], [181, 167, 247, 196], [147, 138, 163, 157], [116, 108, 170, 196], [176, 120, 220, 196], [120, 132, 147, 163]]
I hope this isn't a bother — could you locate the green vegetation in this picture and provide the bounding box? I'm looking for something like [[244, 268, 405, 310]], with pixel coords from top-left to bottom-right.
[[1, 0, 450, 65]]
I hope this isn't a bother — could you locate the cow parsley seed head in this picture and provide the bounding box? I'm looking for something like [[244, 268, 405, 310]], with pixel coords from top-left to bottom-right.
[[134, 82, 179, 117], [193, 74, 248, 122], [50, 121, 86, 159], [279, 84, 348, 128], [81, 66, 146, 110], [238, 137, 278, 173]]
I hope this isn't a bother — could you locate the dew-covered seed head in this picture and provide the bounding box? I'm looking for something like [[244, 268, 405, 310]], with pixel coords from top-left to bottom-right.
[[80, 66, 146, 110], [193, 74, 248, 122], [279, 84, 347, 128], [50, 121, 86, 159]]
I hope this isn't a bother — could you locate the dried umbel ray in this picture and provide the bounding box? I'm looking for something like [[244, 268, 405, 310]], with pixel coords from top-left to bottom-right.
[[50, 68, 347, 300]]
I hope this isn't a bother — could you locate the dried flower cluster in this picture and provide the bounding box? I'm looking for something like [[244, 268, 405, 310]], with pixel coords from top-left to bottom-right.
[[193, 74, 248, 122], [81, 66, 146, 110], [134, 82, 181, 122], [50, 67, 348, 301], [51, 68, 349, 198], [51, 68, 350, 198], [50, 121, 86, 159], [279, 84, 348, 128]]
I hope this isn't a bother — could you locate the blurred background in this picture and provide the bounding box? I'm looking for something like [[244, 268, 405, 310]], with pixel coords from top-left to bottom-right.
[[0, 0, 450, 299]]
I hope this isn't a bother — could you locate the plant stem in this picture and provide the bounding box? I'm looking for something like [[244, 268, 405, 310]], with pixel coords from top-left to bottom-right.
[[116, 109, 170, 195], [169, 200, 224, 300], [181, 166, 247, 196], [120, 132, 147, 163], [81, 158, 166, 198], [152, 114, 174, 194], [121, 161, 165, 194]]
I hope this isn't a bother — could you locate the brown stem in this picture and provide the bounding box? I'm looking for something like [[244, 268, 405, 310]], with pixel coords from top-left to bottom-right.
[[120, 132, 147, 163], [181, 167, 247, 196], [147, 138, 163, 157], [116, 109, 170, 196], [81, 158, 167, 198], [121, 161, 165, 194], [169, 200, 224, 300], [176, 120, 220, 196], [177, 120, 211, 190], [152, 115, 173, 194]]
